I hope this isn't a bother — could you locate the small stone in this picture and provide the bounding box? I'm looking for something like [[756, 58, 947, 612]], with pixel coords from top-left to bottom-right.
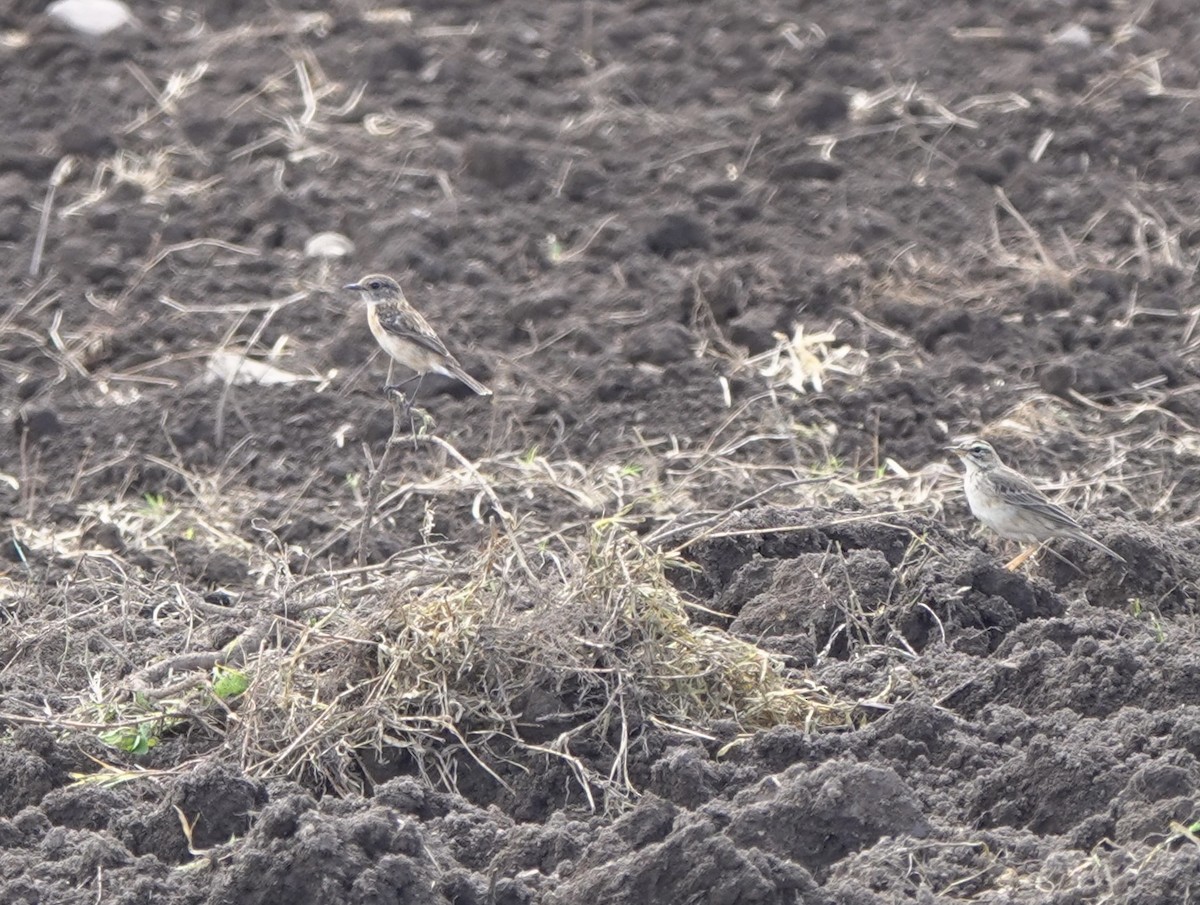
[[1051, 24, 1092, 48], [303, 232, 354, 259], [46, 0, 135, 37]]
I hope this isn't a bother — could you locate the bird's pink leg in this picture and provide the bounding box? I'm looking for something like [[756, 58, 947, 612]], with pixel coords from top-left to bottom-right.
[[1003, 544, 1038, 571]]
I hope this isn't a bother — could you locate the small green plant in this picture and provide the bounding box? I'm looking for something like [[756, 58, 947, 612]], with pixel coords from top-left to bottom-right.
[[809, 456, 843, 477], [100, 720, 160, 756], [212, 666, 249, 700], [1129, 599, 1166, 641], [143, 492, 167, 512], [93, 691, 184, 756]]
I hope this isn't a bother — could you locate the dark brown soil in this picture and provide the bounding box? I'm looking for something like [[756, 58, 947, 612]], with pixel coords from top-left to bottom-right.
[[5, 0, 1200, 902]]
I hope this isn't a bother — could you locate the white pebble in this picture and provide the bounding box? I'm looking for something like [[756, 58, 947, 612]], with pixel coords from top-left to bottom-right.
[[46, 0, 135, 36], [1052, 24, 1092, 49], [304, 232, 355, 259]]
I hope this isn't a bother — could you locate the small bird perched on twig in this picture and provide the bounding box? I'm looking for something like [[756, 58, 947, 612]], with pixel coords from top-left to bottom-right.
[[949, 437, 1125, 570], [344, 273, 492, 400]]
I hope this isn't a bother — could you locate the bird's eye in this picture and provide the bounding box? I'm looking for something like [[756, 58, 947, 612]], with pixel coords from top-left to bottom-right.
[[368, 280, 381, 290]]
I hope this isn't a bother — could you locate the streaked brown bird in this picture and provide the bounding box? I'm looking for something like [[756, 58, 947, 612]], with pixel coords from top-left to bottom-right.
[[344, 273, 491, 399], [949, 437, 1125, 570]]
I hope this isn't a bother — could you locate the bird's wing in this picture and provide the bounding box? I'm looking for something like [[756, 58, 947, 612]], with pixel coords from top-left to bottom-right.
[[991, 467, 1083, 532], [375, 304, 452, 359]]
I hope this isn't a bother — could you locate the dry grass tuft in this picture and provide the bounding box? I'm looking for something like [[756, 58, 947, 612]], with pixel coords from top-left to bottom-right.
[[233, 520, 854, 805]]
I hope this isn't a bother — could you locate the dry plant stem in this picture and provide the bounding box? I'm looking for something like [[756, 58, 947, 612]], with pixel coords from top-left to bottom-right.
[[128, 616, 278, 700], [214, 302, 282, 448], [427, 434, 535, 580], [356, 390, 413, 566], [17, 428, 33, 518], [0, 711, 181, 732], [29, 156, 74, 277], [119, 238, 257, 307], [123, 593, 336, 701], [764, 383, 805, 470]]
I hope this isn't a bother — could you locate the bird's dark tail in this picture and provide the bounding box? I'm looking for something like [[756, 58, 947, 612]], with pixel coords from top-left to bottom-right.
[[442, 361, 492, 396], [1079, 531, 1126, 564]]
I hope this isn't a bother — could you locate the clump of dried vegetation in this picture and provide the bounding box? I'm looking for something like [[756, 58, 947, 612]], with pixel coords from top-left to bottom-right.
[[1, 400, 867, 811], [227, 517, 853, 805]]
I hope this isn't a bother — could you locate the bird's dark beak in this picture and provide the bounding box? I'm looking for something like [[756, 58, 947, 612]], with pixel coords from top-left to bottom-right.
[[946, 445, 967, 458], [344, 282, 362, 291]]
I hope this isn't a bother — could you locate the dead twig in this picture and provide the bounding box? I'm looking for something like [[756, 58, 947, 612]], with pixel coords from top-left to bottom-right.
[[30, 156, 75, 278], [356, 390, 422, 565]]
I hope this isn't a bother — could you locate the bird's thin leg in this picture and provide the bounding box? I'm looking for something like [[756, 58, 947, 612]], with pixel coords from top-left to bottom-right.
[[383, 372, 420, 399], [1004, 544, 1040, 571], [404, 375, 426, 447]]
